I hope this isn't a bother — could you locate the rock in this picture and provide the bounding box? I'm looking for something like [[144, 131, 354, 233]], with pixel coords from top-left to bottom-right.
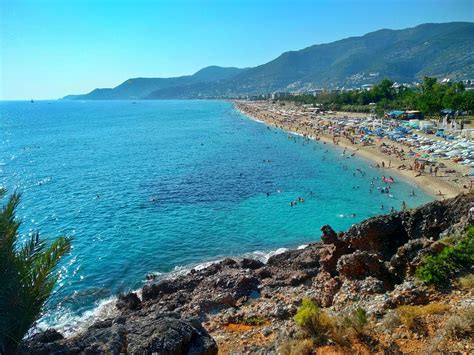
[[22, 322, 127, 354], [318, 244, 349, 275], [126, 316, 217, 355], [271, 303, 294, 320], [403, 194, 472, 241], [267, 244, 321, 270], [312, 271, 341, 307], [240, 258, 264, 270], [142, 279, 180, 301], [340, 193, 473, 261], [117, 292, 142, 311], [389, 238, 433, 279], [387, 280, 431, 307], [428, 240, 448, 254], [343, 213, 409, 260], [321, 225, 340, 245], [23, 315, 217, 355], [337, 251, 391, 282], [29, 329, 64, 343]]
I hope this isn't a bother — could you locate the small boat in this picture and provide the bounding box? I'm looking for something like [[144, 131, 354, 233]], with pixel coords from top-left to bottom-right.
[[30, 99, 34, 103]]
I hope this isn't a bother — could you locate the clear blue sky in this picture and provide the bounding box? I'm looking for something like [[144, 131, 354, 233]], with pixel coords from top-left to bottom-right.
[[1, 0, 473, 100]]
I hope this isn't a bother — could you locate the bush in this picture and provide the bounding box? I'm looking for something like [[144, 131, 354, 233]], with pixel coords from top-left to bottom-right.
[[294, 299, 368, 345], [294, 298, 335, 341], [416, 228, 474, 285], [397, 303, 449, 329]]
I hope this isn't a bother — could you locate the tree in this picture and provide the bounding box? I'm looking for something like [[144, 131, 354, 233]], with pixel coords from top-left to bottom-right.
[[421, 76, 438, 94], [0, 189, 72, 354]]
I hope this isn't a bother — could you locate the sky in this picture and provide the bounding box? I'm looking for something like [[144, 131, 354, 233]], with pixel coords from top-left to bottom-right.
[[1, 0, 473, 100]]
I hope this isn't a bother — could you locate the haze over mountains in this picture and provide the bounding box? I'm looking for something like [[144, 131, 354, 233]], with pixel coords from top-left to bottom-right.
[[64, 22, 474, 100]]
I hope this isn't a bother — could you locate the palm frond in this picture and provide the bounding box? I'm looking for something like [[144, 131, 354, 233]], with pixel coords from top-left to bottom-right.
[[0, 191, 73, 354]]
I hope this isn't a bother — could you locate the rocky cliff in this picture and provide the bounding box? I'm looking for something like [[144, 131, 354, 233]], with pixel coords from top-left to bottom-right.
[[22, 193, 474, 354]]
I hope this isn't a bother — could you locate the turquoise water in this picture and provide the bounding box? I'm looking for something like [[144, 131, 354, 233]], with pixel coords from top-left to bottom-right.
[[0, 100, 432, 330]]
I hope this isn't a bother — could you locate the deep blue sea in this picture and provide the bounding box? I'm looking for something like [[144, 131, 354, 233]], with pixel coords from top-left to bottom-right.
[[0, 100, 432, 332]]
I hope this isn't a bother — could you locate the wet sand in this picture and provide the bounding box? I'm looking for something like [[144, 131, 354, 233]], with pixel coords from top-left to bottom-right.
[[233, 100, 471, 200]]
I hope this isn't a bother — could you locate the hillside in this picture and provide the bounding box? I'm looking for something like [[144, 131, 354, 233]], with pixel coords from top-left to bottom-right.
[[64, 22, 474, 100]]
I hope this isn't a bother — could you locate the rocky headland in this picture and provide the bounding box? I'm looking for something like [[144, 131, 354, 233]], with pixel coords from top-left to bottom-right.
[[22, 193, 474, 354]]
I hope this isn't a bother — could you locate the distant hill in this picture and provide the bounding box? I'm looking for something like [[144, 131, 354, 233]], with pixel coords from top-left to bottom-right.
[[63, 66, 247, 100], [64, 22, 474, 100]]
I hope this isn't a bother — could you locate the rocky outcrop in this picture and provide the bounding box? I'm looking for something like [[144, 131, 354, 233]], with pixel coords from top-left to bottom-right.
[[23, 193, 473, 354], [22, 314, 217, 355], [337, 251, 391, 282]]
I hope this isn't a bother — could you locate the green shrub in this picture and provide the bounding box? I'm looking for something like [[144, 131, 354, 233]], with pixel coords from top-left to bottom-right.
[[294, 298, 335, 341], [416, 228, 474, 285]]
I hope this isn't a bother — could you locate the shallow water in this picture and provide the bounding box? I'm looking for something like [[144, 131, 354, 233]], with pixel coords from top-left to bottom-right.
[[0, 100, 432, 331]]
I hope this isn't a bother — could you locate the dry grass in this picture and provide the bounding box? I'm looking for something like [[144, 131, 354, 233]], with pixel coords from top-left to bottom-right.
[[444, 307, 474, 339], [380, 310, 402, 333], [424, 306, 474, 352], [397, 303, 450, 329], [458, 274, 474, 290], [279, 339, 314, 355]]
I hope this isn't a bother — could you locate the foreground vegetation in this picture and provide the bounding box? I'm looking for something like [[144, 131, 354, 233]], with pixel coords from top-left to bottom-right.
[[281, 77, 474, 116], [0, 189, 71, 354], [416, 225, 474, 285]]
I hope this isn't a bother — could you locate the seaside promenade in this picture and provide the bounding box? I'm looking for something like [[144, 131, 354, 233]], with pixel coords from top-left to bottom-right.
[[234, 100, 472, 199]]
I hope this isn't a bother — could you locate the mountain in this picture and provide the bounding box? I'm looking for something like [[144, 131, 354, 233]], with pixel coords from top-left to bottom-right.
[[63, 66, 247, 100], [64, 22, 474, 100]]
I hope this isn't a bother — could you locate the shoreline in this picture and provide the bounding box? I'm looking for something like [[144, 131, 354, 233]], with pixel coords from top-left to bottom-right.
[[40, 244, 297, 337], [25, 194, 474, 354], [232, 100, 468, 200]]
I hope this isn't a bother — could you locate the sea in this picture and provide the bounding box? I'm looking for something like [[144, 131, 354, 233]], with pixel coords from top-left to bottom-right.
[[0, 100, 433, 334]]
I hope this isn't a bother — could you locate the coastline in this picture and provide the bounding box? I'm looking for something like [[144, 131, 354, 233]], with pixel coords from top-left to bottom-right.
[[25, 193, 474, 354], [232, 100, 468, 200]]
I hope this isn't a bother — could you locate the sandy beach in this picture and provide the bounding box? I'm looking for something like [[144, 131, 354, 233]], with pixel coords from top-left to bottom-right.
[[233, 100, 472, 200]]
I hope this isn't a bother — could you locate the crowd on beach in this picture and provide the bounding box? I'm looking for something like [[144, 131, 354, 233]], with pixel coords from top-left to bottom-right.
[[235, 100, 473, 199]]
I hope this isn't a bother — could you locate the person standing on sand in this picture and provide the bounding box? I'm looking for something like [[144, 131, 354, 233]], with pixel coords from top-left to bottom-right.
[[382, 161, 385, 168]]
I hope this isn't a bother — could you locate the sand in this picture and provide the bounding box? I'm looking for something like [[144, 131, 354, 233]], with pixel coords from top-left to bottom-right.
[[233, 100, 471, 200]]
